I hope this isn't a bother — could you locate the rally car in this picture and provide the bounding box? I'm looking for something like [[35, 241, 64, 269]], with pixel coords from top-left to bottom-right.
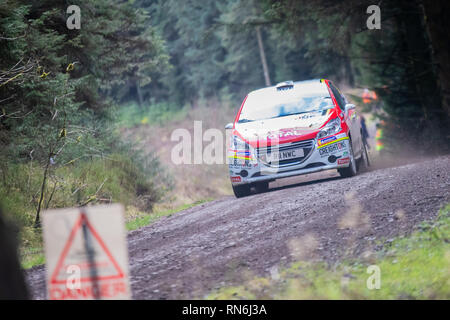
[[225, 79, 370, 198]]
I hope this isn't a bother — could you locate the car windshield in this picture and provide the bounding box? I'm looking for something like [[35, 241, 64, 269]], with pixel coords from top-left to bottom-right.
[[238, 82, 333, 123]]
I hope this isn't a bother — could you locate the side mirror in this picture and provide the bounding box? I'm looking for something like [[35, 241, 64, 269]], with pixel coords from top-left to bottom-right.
[[225, 123, 233, 130], [344, 103, 355, 113]]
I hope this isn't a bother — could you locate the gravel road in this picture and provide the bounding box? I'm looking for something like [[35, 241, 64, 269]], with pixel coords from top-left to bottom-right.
[[26, 156, 450, 299]]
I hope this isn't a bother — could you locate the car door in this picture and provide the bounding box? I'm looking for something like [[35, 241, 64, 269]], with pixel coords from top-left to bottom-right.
[[329, 82, 361, 156], [343, 92, 362, 157]]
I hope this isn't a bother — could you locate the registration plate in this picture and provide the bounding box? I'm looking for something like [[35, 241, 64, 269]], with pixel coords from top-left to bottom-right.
[[265, 147, 304, 162]]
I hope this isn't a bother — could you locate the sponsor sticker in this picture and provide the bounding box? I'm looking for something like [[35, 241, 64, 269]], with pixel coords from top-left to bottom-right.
[[230, 176, 241, 183], [321, 108, 333, 116], [298, 112, 319, 119], [233, 150, 251, 156], [317, 136, 349, 149], [318, 135, 337, 146], [229, 159, 252, 168], [228, 155, 253, 161], [228, 149, 253, 161], [318, 141, 346, 157], [338, 157, 350, 165]]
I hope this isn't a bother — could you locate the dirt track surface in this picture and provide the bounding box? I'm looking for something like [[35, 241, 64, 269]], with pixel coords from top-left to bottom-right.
[[26, 156, 450, 299]]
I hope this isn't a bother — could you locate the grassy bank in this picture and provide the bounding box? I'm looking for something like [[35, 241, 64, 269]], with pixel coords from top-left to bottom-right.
[[120, 100, 237, 207], [19, 198, 211, 269], [116, 101, 189, 128], [125, 199, 212, 231], [0, 153, 171, 269], [14, 98, 234, 270], [207, 204, 450, 300]]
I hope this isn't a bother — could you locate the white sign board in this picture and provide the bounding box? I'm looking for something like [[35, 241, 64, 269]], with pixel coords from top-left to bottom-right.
[[42, 204, 131, 300]]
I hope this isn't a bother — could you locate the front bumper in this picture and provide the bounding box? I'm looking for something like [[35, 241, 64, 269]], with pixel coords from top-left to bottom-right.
[[228, 134, 351, 186]]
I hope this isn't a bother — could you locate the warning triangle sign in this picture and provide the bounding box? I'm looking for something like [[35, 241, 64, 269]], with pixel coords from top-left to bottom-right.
[[50, 213, 124, 284]]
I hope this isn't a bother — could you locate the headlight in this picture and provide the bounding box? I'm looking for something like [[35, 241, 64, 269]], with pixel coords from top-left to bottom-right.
[[231, 135, 249, 150], [317, 118, 342, 139]]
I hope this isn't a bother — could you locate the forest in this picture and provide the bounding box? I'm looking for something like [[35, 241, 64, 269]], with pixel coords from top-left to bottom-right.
[[1, 0, 449, 264]]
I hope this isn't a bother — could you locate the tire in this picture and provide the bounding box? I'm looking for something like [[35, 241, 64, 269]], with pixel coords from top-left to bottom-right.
[[254, 181, 269, 194], [232, 184, 251, 198], [357, 140, 370, 172], [338, 139, 358, 178]]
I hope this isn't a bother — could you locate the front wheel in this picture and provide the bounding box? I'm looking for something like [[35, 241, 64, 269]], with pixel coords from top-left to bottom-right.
[[338, 139, 357, 178], [232, 184, 251, 198]]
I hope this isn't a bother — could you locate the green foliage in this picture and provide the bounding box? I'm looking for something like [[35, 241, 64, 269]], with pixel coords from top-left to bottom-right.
[[263, 0, 356, 85], [0, 156, 167, 224], [125, 199, 211, 231], [0, 1, 172, 232], [137, 0, 448, 152], [136, 0, 227, 104], [116, 101, 188, 128], [137, 0, 318, 105], [262, 0, 449, 153], [208, 205, 450, 300], [349, 1, 448, 153], [1, 0, 449, 275], [217, 0, 270, 98], [0, 152, 171, 268]]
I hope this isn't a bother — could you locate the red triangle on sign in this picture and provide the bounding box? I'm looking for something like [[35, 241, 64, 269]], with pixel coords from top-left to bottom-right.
[[50, 213, 124, 284]]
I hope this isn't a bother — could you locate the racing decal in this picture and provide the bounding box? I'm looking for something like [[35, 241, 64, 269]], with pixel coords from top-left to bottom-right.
[[229, 157, 253, 168], [228, 155, 253, 161], [298, 114, 315, 120], [317, 136, 349, 149], [233, 150, 251, 155], [335, 133, 348, 140], [318, 135, 337, 146], [230, 176, 241, 183], [337, 157, 350, 165], [228, 149, 253, 161], [265, 129, 312, 140], [297, 110, 328, 120], [229, 162, 253, 169], [318, 141, 347, 157]]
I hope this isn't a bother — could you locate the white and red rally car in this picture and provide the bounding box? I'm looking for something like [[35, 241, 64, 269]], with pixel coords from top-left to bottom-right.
[[226, 79, 369, 198]]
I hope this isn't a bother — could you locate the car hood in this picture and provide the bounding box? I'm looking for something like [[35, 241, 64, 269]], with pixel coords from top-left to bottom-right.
[[234, 109, 335, 147]]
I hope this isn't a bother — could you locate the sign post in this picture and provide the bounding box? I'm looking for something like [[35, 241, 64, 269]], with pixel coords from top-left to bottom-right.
[[42, 204, 131, 300]]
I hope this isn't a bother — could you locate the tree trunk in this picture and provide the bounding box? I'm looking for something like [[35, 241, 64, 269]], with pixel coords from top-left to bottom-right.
[[34, 158, 50, 228], [136, 79, 144, 108], [256, 26, 271, 87]]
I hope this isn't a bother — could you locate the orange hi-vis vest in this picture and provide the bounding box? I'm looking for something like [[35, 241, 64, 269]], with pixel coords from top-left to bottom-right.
[[362, 91, 378, 104], [362, 92, 371, 104]]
